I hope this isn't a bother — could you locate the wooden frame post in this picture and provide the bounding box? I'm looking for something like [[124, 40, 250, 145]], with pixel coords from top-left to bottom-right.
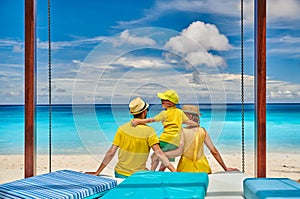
[[254, 0, 267, 177], [24, 0, 36, 178]]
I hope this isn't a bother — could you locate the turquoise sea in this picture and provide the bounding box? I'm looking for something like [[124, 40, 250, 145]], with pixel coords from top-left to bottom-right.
[[0, 103, 299, 155]]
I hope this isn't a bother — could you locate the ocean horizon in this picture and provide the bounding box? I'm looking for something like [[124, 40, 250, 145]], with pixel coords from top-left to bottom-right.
[[0, 103, 299, 156]]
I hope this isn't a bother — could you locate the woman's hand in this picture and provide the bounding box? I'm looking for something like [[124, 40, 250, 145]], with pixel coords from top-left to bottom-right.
[[225, 167, 240, 172]]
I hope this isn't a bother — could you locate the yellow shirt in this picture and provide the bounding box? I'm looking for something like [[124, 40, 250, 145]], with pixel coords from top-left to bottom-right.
[[113, 122, 159, 176], [154, 106, 189, 146], [177, 127, 211, 174]]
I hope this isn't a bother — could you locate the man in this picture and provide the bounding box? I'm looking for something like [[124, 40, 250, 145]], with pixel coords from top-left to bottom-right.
[[86, 97, 176, 178]]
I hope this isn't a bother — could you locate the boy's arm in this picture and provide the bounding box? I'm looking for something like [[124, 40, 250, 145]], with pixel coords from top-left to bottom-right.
[[131, 118, 155, 127]]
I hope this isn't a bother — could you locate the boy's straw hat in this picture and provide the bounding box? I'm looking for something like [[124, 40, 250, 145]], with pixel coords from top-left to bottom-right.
[[182, 105, 202, 116], [129, 97, 149, 115], [157, 90, 179, 104]]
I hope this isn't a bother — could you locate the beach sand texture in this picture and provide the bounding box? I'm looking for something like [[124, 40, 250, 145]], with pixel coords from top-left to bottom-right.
[[1, 152, 299, 184]]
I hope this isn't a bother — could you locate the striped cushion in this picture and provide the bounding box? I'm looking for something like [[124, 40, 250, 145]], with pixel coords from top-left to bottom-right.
[[0, 170, 117, 199]]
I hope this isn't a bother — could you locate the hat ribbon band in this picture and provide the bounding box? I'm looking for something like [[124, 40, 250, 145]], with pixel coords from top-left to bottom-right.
[[135, 103, 147, 113]]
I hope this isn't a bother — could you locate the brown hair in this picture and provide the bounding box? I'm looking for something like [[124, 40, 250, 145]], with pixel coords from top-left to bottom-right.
[[133, 112, 144, 118]]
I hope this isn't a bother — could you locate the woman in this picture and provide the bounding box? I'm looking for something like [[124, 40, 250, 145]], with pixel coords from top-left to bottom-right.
[[156, 105, 238, 173]]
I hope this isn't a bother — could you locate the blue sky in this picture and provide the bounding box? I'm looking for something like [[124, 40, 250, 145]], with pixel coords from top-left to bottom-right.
[[0, 0, 300, 104]]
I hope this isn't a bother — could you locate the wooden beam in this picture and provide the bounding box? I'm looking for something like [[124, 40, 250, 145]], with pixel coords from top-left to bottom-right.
[[24, 0, 36, 178], [254, 0, 266, 177]]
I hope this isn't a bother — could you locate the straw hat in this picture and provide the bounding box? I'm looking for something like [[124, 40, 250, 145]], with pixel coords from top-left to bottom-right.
[[129, 97, 149, 115], [182, 105, 202, 116], [157, 90, 179, 104]]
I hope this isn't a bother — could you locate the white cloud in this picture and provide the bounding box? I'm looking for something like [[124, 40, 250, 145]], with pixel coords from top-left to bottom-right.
[[111, 30, 156, 47], [267, 79, 300, 101], [165, 21, 231, 53], [266, 35, 300, 57], [114, 57, 167, 69], [12, 45, 22, 53], [115, 0, 300, 29], [8, 91, 21, 96], [245, 0, 300, 24], [5, 56, 297, 104], [0, 39, 22, 47], [114, 0, 242, 29], [156, 0, 240, 18], [161, 0, 300, 23], [165, 21, 231, 67], [185, 51, 226, 67], [72, 60, 83, 65], [268, 0, 300, 20], [37, 36, 107, 50], [187, 72, 300, 103], [0, 39, 23, 55], [279, 35, 300, 43], [1, 37, 92, 51], [0, 70, 21, 77], [182, 21, 231, 51]]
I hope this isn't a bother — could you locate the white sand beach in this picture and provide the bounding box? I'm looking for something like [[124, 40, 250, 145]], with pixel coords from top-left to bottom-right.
[[1, 152, 299, 184]]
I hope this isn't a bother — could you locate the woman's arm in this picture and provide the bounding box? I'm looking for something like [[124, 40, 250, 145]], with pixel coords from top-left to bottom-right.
[[204, 129, 239, 172]]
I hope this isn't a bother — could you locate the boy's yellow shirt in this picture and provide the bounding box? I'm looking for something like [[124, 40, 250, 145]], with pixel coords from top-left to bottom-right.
[[154, 106, 188, 146], [113, 122, 159, 176]]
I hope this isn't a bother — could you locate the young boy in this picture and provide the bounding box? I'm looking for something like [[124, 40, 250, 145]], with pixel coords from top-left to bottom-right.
[[132, 90, 198, 171]]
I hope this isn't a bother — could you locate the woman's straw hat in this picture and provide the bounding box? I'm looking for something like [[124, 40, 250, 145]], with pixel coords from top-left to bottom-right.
[[182, 105, 202, 116], [157, 90, 179, 104], [129, 97, 149, 115]]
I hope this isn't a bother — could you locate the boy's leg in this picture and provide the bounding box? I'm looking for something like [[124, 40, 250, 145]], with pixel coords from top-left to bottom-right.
[[159, 141, 178, 172]]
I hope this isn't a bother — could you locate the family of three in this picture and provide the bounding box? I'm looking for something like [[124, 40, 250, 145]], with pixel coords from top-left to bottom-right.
[[86, 90, 238, 178]]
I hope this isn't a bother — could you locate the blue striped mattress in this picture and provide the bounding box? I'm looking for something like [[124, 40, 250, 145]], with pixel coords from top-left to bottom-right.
[[0, 170, 117, 199]]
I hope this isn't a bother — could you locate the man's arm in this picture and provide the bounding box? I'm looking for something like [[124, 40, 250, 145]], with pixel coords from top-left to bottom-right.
[[151, 144, 176, 172], [85, 144, 118, 176]]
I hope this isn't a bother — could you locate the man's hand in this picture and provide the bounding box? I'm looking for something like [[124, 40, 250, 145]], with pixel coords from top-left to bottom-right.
[[151, 153, 158, 162]]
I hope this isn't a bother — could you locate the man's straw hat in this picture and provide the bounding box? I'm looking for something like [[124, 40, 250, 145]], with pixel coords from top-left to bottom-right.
[[129, 97, 149, 115]]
